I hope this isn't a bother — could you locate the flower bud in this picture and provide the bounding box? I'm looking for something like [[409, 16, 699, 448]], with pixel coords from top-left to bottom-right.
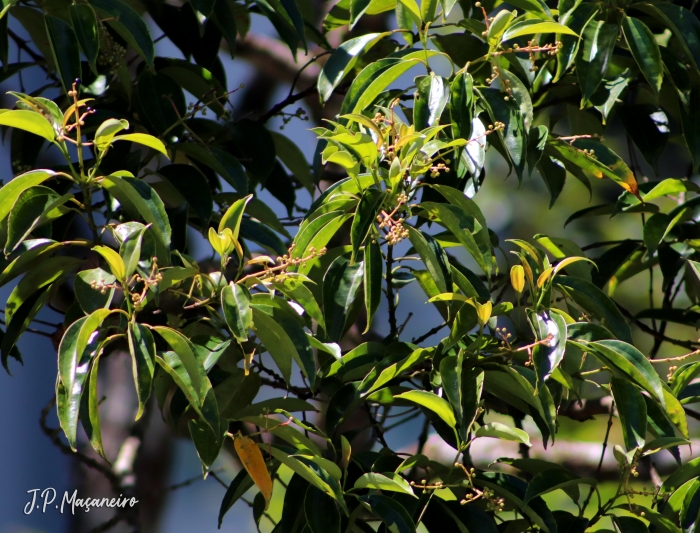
[[510, 265, 525, 293], [476, 301, 492, 327]]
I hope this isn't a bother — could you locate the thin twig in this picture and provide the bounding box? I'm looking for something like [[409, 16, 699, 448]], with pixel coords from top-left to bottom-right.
[[617, 304, 699, 350], [258, 85, 317, 123], [40, 397, 122, 492], [364, 403, 390, 449], [412, 322, 447, 344]]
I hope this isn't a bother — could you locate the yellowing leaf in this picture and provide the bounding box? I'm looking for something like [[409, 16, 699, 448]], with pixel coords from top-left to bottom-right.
[[113, 133, 169, 157], [0, 109, 55, 142], [234, 433, 273, 509], [93, 245, 126, 282]]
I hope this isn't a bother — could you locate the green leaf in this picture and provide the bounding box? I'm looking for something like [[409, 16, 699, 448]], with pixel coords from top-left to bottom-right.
[[266, 445, 344, 504], [101, 174, 171, 265], [89, 0, 154, 68], [487, 10, 516, 47], [1, 287, 49, 370], [119, 224, 146, 280], [617, 106, 669, 174], [354, 472, 416, 497], [363, 240, 382, 334], [70, 3, 100, 74], [523, 469, 595, 504], [530, 310, 567, 385], [420, 0, 438, 23], [476, 422, 531, 447], [682, 88, 700, 172], [271, 131, 314, 192], [57, 310, 109, 448], [590, 340, 664, 405], [74, 267, 115, 313], [450, 72, 473, 143], [622, 16, 663, 95], [211, 0, 237, 55], [407, 227, 452, 293], [157, 58, 226, 117], [340, 51, 441, 114], [159, 164, 213, 224], [6, 256, 82, 324], [154, 327, 204, 401], [611, 516, 650, 533], [503, 21, 578, 41], [127, 323, 156, 420], [318, 32, 388, 103], [270, 278, 325, 329], [323, 254, 364, 342], [414, 74, 450, 129], [44, 15, 81, 95], [251, 304, 315, 388], [555, 275, 632, 343], [305, 486, 341, 533], [93, 245, 126, 282], [5, 186, 69, 254], [113, 133, 168, 156], [219, 193, 253, 241], [361, 494, 415, 533], [94, 118, 129, 151], [635, 2, 700, 73], [351, 189, 385, 263], [576, 21, 618, 105], [394, 390, 456, 428], [222, 282, 252, 342], [79, 352, 105, 459], [611, 377, 647, 450], [0, 110, 55, 142], [546, 139, 638, 196], [643, 437, 691, 456], [189, 417, 222, 469], [218, 469, 255, 528], [479, 88, 527, 182]]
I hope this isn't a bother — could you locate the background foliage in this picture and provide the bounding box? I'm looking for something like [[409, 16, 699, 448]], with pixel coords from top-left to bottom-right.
[[5, 0, 700, 531]]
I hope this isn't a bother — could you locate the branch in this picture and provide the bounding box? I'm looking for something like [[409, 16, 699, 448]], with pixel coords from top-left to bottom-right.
[[412, 322, 447, 344], [40, 397, 122, 493], [258, 85, 317, 123], [616, 304, 700, 350]]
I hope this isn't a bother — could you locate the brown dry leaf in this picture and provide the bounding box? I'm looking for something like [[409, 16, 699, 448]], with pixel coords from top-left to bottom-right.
[[234, 433, 273, 509]]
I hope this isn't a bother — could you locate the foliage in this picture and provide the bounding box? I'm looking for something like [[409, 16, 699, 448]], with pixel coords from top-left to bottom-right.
[[5, 0, 700, 531]]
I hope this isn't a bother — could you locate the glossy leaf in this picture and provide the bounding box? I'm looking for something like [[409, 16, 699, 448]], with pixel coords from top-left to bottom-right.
[[362, 494, 415, 533], [611, 377, 647, 450], [44, 15, 81, 95], [323, 254, 364, 342], [394, 390, 456, 428], [476, 422, 531, 447], [127, 323, 156, 420], [576, 21, 618, 105], [364, 240, 382, 334], [69, 3, 99, 74], [530, 310, 567, 385], [523, 469, 595, 504], [0, 111, 55, 142], [222, 282, 252, 342], [318, 33, 387, 103], [622, 16, 663, 95], [350, 189, 385, 263]]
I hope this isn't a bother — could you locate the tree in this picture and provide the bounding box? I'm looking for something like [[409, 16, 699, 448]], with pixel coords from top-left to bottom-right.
[[4, 0, 700, 530]]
